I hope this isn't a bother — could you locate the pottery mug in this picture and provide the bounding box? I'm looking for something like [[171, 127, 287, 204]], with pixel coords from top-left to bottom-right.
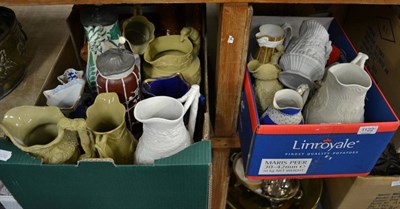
[[254, 23, 292, 64]]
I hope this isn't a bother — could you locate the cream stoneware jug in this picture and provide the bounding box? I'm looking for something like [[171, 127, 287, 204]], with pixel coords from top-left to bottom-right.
[[134, 85, 200, 164], [305, 52, 371, 124], [0, 106, 82, 164], [86, 92, 138, 164]]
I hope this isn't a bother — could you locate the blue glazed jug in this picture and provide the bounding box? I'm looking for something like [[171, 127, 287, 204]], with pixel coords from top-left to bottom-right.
[[260, 84, 309, 125]]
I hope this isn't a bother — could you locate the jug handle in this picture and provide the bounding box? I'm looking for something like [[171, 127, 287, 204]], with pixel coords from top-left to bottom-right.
[[177, 84, 200, 141], [94, 134, 109, 160], [58, 118, 96, 159], [296, 84, 310, 105], [351, 52, 369, 69], [281, 22, 292, 48], [180, 27, 201, 56]]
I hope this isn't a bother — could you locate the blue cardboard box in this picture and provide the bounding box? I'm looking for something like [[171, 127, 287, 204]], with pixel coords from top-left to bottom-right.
[[238, 17, 399, 179]]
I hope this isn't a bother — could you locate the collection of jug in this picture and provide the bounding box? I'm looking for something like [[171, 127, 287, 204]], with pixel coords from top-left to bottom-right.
[[0, 4, 204, 165], [250, 19, 372, 125]]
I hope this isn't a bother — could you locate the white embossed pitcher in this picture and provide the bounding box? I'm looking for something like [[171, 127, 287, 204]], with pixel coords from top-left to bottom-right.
[[134, 85, 200, 164], [305, 52, 372, 124]]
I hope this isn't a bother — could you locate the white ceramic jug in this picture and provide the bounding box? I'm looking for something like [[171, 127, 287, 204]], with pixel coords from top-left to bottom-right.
[[305, 52, 372, 124], [279, 20, 332, 89], [134, 85, 200, 164]]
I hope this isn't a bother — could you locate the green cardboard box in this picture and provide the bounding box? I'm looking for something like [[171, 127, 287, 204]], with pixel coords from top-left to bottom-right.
[[0, 139, 211, 209]]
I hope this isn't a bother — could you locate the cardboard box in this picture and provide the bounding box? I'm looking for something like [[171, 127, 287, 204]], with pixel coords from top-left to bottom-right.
[[238, 16, 399, 179], [323, 176, 400, 209], [0, 138, 211, 209], [0, 34, 211, 207], [342, 5, 400, 149], [0, 5, 211, 209]]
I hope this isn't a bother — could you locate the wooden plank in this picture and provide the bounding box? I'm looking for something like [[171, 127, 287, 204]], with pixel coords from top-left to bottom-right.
[[211, 135, 241, 149], [214, 3, 252, 136], [1, 0, 400, 5], [211, 148, 231, 209]]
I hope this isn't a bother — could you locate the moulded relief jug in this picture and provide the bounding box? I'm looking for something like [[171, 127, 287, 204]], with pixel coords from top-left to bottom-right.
[[279, 20, 332, 89], [86, 92, 138, 164], [143, 27, 201, 85], [134, 85, 200, 164], [305, 52, 372, 124], [0, 106, 95, 164], [248, 45, 284, 112]]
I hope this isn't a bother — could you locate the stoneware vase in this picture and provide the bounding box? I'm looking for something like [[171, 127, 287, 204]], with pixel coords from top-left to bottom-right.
[[0, 6, 27, 100], [122, 15, 155, 55], [96, 42, 141, 133], [86, 92, 138, 164], [80, 5, 121, 94], [279, 19, 332, 89], [0, 106, 81, 164], [260, 84, 309, 125], [143, 27, 201, 85], [134, 85, 200, 164], [305, 52, 371, 124]]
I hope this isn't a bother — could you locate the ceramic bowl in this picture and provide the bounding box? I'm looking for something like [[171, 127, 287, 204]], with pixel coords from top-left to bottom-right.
[[231, 153, 263, 192]]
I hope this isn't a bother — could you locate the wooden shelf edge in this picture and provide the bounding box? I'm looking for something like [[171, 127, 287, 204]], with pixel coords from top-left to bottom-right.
[[1, 0, 400, 5], [211, 134, 241, 149]]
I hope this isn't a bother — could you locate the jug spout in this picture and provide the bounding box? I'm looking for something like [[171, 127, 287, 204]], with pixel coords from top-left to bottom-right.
[[350, 52, 369, 69]]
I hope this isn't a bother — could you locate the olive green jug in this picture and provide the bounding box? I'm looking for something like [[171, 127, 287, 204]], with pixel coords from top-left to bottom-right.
[[0, 106, 95, 164]]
